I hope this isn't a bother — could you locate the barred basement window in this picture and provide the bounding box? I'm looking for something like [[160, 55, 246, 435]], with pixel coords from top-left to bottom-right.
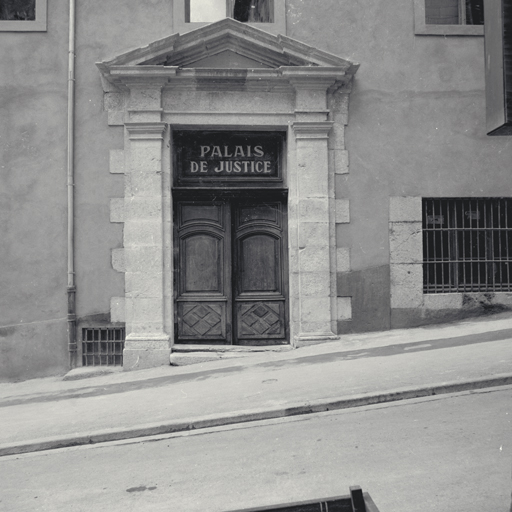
[[423, 198, 512, 293], [425, 0, 484, 25], [82, 327, 125, 366]]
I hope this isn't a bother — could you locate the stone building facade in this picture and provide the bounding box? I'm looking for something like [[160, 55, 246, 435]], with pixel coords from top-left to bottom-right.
[[1, 0, 511, 380]]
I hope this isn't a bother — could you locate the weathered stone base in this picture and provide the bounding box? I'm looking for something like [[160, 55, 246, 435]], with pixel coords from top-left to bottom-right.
[[123, 336, 171, 370], [294, 333, 339, 348], [123, 348, 171, 371]]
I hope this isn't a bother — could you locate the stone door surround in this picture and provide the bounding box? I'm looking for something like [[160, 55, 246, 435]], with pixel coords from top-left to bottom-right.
[[98, 18, 358, 369]]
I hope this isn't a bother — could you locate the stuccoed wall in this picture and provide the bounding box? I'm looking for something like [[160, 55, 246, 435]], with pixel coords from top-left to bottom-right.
[[73, 1, 173, 343], [288, 0, 512, 332], [0, 0, 175, 381], [0, 0, 70, 381], [4, 0, 512, 380]]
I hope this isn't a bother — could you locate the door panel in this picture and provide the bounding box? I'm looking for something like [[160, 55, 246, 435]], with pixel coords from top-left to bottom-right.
[[237, 301, 285, 338], [179, 302, 226, 337], [175, 202, 231, 343], [233, 201, 287, 344], [175, 198, 287, 345], [240, 234, 279, 292], [183, 234, 222, 292]]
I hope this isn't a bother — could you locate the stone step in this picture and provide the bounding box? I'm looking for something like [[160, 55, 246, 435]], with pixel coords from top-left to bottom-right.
[[170, 344, 293, 366]]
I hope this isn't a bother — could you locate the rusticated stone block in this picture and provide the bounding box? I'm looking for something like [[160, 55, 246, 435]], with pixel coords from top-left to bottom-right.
[[423, 293, 463, 310], [110, 149, 125, 174], [126, 171, 163, 197], [111, 248, 125, 273], [336, 247, 350, 272], [124, 220, 163, 247], [299, 198, 329, 222], [123, 348, 170, 371], [301, 297, 332, 323], [125, 271, 164, 299], [129, 87, 162, 110], [127, 297, 164, 323], [389, 222, 422, 264], [299, 245, 330, 272], [124, 246, 163, 273], [104, 92, 125, 112], [335, 199, 350, 224], [299, 222, 330, 248], [300, 272, 331, 297], [329, 123, 345, 150], [337, 297, 352, 320], [334, 149, 349, 174], [390, 264, 423, 308], [298, 322, 335, 335], [124, 197, 162, 220], [108, 111, 124, 126]]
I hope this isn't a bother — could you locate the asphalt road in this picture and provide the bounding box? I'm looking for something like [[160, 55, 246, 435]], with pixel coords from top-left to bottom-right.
[[1, 386, 511, 512]]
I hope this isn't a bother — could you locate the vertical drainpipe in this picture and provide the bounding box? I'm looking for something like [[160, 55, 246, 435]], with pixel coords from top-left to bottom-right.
[[67, 0, 77, 368]]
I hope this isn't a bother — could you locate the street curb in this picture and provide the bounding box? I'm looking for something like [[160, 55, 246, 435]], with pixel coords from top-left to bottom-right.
[[2, 373, 512, 457]]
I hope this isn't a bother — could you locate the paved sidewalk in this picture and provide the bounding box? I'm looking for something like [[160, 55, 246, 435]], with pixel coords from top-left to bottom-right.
[[1, 313, 511, 456]]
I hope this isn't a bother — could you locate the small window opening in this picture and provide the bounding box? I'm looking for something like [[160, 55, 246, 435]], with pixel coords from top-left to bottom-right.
[[0, 0, 35, 20], [425, 0, 484, 25], [233, 0, 273, 22], [423, 198, 512, 293], [82, 327, 125, 366], [186, 0, 273, 23]]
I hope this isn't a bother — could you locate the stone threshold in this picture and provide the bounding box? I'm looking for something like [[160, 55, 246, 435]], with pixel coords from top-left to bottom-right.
[[172, 344, 293, 353], [170, 344, 294, 366]]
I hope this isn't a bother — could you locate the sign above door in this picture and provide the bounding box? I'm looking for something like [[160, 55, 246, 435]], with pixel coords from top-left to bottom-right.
[[173, 131, 284, 186]]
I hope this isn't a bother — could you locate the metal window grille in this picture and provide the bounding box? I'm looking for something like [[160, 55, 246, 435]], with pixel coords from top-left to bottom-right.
[[423, 198, 512, 293], [82, 327, 125, 366]]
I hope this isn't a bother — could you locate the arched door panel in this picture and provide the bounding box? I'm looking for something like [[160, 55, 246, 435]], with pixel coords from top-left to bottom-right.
[[233, 202, 287, 344], [174, 199, 287, 345], [175, 202, 231, 343]]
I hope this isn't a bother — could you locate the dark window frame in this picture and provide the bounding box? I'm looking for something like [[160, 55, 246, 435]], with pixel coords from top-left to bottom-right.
[[414, 0, 483, 35], [0, 0, 46, 31], [186, 0, 274, 23], [425, 0, 484, 26]]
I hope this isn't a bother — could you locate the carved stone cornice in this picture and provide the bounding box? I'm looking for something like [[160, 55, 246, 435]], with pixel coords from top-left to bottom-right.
[[282, 67, 348, 90], [292, 121, 334, 140], [96, 64, 178, 91], [125, 122, 167, 140]]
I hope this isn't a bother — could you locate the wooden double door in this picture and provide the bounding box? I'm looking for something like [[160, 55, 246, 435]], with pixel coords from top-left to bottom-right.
[[174, 196, 288, 345]]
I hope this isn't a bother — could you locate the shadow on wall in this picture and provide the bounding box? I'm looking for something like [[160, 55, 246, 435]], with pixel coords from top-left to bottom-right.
[[392, 293, 512, 330]]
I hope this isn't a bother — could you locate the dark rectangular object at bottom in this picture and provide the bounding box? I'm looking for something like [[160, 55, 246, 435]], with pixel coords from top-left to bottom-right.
[[227, 487, 380, 512]]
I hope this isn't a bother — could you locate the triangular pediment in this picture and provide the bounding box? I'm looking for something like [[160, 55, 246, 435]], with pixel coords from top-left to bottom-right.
[[98, 18, 357, 71], [188, 49, 272, 69]]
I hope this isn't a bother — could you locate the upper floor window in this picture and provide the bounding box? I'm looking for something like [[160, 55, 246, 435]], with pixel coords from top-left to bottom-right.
[[187, 0, 273, 23], [425, 0, 483, 25], [1, 0, 35, 20], [0, 0, 46, 31], [414, 0, 484, 35]]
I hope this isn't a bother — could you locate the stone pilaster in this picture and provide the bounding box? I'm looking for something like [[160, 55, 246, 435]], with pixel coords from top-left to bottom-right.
[[123, 120, 170, 370], [291, 121, 338, 343]]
